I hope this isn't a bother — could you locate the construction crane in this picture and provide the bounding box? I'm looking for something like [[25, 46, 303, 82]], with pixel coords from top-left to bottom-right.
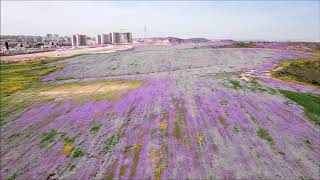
[[144, 25, 147, 39], [120, 29, 127, 33]]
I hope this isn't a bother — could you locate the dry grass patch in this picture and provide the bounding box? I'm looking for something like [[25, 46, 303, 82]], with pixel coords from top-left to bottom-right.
[[40, 80, 143, 101]]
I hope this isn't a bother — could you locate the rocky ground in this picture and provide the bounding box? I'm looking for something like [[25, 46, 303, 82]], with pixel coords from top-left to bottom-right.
[[1, 45, 319, 179]]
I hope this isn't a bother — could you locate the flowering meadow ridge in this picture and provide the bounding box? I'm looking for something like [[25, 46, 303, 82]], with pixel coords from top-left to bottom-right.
[[1, 43, 320, 179]]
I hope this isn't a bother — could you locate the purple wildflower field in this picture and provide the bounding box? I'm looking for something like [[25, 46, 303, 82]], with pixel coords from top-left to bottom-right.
[[1, 44, 320, 179]]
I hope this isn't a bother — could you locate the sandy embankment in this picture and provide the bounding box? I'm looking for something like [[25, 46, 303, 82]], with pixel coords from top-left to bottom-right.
[[0, 44, 133, 62]]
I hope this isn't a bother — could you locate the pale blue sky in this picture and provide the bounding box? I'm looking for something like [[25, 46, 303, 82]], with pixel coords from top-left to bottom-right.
[[1, 1, 319, 41]]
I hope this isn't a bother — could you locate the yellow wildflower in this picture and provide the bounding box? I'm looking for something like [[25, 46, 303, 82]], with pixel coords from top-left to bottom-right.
[[149, 157, 155, 164], [196, 135, 205, 142], [159, 153, 164, 160], [134, 142, 141, 150], [149, 149, 158, 164], [154, 152, 164, 180], [159, 122, 168, 131], [151, 149, 158, 156], [63, 143, 74, 154]]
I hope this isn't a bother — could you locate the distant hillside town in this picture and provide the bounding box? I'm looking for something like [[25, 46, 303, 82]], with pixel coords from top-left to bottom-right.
[[0, 32, 133, 55]]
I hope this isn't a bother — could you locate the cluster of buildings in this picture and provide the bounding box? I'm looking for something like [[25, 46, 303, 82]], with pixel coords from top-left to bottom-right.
[[70, 34, 87, 46], [1, 35, 42, 48], [97, 32, 132, 44], [1, 34, 71, 49], [1, 32, 133, 55], [70, 32, 132, 47], [43, 34, 71, 46]]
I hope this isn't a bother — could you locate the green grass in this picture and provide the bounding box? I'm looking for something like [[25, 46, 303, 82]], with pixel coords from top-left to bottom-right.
[[233, 124, 240, 133], [245, 77, 275, 93], [72, 148, 86, 158], [248, 77, 266, 92], [0, 59, 64, 98], [6, 133, 21, 143], [257, 127, 274, 146], [304, 138, 314, 150], [102, 131, 122, 154], [0, 58, 65, 124], [220, 100, 229, 105], [6, 173, 18, 180], [60, 132, 77, 144], [0, 55, 90, 120], [39, 129, 57, 147], [250, 116, 258, 124], [251, 77, 258, 85], [213, 42, 257, 48], [280, 90, 320, 126], [229, 80, 242, 89], [54, 76, 73, 81], [271, 58, 320, 87], [90, 124, 102, 134], [0, 118, 6, 127], [68, 163, 76, 171], [230, 42, 257, 48]]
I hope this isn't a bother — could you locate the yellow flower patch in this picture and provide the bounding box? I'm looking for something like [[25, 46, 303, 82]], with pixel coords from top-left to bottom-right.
[[154, 152, 165, 180], [151, 149, 158, 156], [149, 157, 156, 164], [159, 122, 168, 131], [63, 143, 74, 154], [149, 149, 158, 164], [95, 111, 103, 117], [182, 138, 190, 145], [134, 142, 141, 151], [196, 135, 205, 142]]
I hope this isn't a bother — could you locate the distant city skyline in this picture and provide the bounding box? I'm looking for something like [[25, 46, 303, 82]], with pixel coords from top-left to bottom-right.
[[1, 1, 319, 41]]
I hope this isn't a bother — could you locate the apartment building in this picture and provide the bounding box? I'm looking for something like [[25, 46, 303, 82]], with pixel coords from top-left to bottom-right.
[[97, 34, 102, 44], [97, 34, 111, 44], [122, 32, 132, 43], [112, 32, 121, 44], [71, 34, 87, 46], [110, 32, 132, 44]]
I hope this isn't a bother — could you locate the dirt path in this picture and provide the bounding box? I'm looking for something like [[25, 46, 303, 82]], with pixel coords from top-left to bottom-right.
[[0, 45, 133, 62]]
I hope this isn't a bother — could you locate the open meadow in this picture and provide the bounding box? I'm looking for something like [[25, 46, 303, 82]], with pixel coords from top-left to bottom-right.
[[1, 44, 320, 179]]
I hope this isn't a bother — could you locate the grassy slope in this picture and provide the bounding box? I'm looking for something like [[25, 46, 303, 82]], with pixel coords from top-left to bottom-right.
[[280, 90, 320, 126], [272, 58, 320, 87], [0, 55, 143, 127], [0, 58, 65, 97], [0, 53, 90, 99], [0, 58, 65, 126]]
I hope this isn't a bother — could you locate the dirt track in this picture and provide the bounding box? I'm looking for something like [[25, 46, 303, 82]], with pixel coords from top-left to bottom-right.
[[0, 45, 133, 62]]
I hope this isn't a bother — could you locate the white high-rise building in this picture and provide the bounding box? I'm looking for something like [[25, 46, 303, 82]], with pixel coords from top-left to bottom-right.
[[71, 34, 87, 46], [123, 32, 132, 43], [111, 32, 121, 44], [110, 32, 132, 44], [96, 32, 133, 44], [97, 34, 110, 44], [97, 34, 102, 44]]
